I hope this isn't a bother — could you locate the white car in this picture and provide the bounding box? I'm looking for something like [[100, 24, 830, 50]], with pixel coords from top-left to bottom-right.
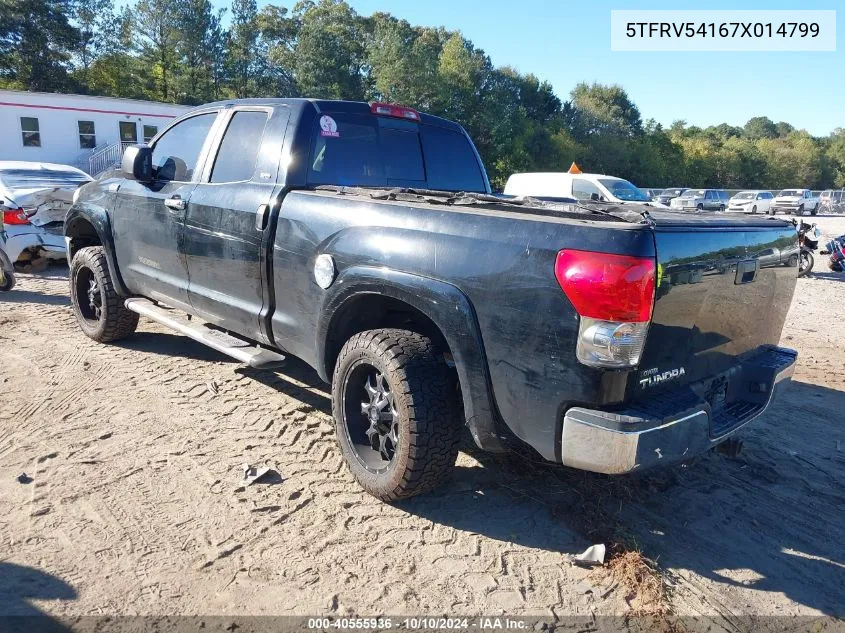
[[727, 190, 774, 214], [503, 171, 668, 207], [770, 189, 819, 216], [0, 161, 92, 267]]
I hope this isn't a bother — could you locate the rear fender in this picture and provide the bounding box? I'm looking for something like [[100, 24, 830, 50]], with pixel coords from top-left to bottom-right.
[[317, 265, 506, 453], [65, 205, 129, 296]]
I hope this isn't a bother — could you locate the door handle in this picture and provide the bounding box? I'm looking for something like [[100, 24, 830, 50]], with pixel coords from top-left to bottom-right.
[[164, 196, 187, 211], [256, 203, 269, 230]]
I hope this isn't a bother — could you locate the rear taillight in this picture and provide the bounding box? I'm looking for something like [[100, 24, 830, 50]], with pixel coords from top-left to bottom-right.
[[3, 208, 30, 225], [370, 102, 421, 122], [555, 250, 656, 369]]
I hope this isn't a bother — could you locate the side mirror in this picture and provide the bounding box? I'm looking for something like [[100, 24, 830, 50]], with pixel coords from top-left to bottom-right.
[[590, 192, 600, 201], [122, 145, 153, 183]]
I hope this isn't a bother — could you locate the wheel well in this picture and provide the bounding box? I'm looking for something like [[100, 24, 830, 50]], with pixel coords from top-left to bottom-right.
[[325, 294, 452, 377], [66, 218, 101, 260]]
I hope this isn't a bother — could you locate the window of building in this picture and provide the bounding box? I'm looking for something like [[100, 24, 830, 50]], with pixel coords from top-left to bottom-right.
[[143, 125, 158, 143], [21, 117, 40, 147], [78, 121, 96, 149], [210, 111, 269, 183]]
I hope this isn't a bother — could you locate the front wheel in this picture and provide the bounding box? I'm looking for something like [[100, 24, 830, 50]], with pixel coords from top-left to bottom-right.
[[70, 246, 139, 342], [751, 205, 757, 214], [797, 205, 804, 216], [332, 329, 461, 501], [798, 251, 814, 277]]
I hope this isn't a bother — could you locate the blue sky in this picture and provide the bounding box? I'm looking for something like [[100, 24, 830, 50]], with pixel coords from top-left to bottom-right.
[[207, 0, 843, 136]]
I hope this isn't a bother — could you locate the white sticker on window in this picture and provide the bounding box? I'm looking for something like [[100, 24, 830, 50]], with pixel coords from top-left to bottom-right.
[[319, 115, 340, 138]]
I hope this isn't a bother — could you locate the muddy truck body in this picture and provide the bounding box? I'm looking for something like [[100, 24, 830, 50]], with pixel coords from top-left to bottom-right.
[[65, 99, 798, 500]]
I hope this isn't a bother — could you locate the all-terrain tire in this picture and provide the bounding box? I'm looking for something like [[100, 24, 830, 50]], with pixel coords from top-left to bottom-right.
[[70, 246, 138, 342], [332, 328, 461, 501]]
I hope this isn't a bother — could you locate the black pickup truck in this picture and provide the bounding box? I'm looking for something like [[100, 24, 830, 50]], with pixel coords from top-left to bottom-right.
[[65, 99, 798, 500]]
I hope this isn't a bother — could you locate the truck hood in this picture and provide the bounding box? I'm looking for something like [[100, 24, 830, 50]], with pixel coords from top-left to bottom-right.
[[8, 187, 76, 226]]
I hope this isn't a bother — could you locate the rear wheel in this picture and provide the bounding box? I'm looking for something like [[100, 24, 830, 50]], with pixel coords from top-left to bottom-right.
[[798, 251, 814, 277], [332, 328, 461, 501], [70, 246, 139, 342]]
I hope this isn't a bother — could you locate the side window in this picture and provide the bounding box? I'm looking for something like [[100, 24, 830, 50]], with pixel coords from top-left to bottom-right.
[[210, 111, 270, 183], [21, 117, 40, 147], [151, 113, 217, 182], [78, 121, 96, 149], [572, 178, 601, 200]]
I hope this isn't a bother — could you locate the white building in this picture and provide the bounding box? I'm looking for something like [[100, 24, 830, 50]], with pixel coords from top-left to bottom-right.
[[0, 90, 190, 174]]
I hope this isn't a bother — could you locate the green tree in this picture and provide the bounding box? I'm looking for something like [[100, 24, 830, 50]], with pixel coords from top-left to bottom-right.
[[743, 116, 778, 140], [291, 0, 365, 99], [255, 4, 298, 96], [134, 0, 179, 101], [569, 82, 643, 138], [226, 0, 258, 97], [0, 0, 79, 91]]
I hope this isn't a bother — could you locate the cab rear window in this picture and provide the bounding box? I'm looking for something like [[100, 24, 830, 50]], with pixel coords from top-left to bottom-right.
[[307, 113, 485, 192]]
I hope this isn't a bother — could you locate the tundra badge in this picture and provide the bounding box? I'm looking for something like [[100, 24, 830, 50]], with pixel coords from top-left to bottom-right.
[[640, 366, 686, 388]]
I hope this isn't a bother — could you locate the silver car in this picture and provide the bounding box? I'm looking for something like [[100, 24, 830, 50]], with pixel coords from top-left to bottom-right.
[[0, 161, 92, 269], [670, 188, 730, 212]]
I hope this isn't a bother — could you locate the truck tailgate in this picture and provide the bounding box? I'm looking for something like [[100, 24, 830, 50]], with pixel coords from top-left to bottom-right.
[[632, 214, 797, 399]]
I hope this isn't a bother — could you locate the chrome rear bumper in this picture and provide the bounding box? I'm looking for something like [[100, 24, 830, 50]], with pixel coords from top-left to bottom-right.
[[561, 346, 796, 474]]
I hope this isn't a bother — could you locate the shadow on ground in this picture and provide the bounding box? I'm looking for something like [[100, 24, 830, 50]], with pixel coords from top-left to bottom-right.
[[0, 562, 75, 631], [0, 289, 69, 306], [119, 331, 239, 364], [251, 359, 845, 615], [81, 302, 845, 615]]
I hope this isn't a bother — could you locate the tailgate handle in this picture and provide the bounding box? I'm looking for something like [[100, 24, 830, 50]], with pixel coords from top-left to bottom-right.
[[735, 259, 759, 285]]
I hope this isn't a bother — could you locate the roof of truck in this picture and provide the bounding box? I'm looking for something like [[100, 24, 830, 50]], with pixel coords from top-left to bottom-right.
[[187, 98, 465, 133]]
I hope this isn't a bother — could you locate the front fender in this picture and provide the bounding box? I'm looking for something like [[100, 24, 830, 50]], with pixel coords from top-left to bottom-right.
[[317, 266, 507, 453], [65, 204, 128, 296]]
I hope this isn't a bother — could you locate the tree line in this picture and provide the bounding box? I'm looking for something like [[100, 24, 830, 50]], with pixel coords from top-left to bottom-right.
[[2, 0, 844, 189]]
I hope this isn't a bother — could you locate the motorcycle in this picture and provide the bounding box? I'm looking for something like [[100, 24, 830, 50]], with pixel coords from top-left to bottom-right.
[[823, 235, 845, 272], [794, 219, 820, 277]]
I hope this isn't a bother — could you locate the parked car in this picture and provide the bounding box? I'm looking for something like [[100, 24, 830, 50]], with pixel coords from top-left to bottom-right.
[[727, 190, 774, 214], [670, 188, 730, 212], [504, 172, 668, 207], [653, 187, 688, 205], [770, 189, 819, 216], [65, 98, 798, 501], [0, 161, 92, 268], [640, 188, 662, 200]]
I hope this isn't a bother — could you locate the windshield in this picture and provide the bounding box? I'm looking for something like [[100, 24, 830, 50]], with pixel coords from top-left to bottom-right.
[[307, 113, 486, 192], [661, 188, 686, 196], [683, 189, 706, 197], [0, 168, 91, 191], [598, 178, 650, 202], [734, 192, 755, 200], [778, 190, 802, 197]]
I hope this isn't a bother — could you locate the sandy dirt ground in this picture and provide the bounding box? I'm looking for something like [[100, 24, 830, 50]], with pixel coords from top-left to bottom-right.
[[0, 215, 843, 625]]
